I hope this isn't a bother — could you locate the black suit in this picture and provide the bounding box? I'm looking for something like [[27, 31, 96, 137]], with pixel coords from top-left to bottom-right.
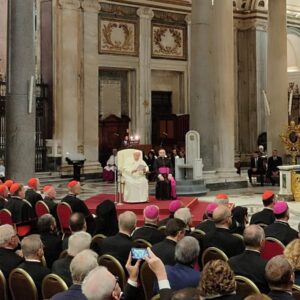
[[248, 156, 265, 185], [267, 156, 282, 185], [228, 250, 269, 294], [5, 196, 34, 223], [151, 239, 177, 266], [0, 247, 24, 278], [196, 219, 216, 234], [52, 255, 73, 287], [0, 197, 7, 210], [43, 196, 58, 218], [201, 227, 245, 258], [40, 232, 62, 268], [61, 194, 90, 217], [18, 260, 51, 299], [25, 189, 43, 212], [157, 217, 172, 227], [264, 221, 298, 246], [132, 224, 165, 245], [268, 290, 294, 300], [98, 232, 133, 268], [250, 208, 275, 225], [62, 194, 94, 233]]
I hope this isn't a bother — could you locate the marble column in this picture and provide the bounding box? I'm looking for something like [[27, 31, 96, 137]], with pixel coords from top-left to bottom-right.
[[190, 0, 215, 171], [267, 0, 288, 155], [137, 7, 154, 144], [82, 0, 102, 173], [55, 0, 81, 173], [6, 0, 36, 181], [212, 0, 236, 174]]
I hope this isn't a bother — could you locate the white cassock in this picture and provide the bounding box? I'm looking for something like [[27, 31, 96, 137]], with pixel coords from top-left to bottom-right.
[[123, 158, 149, 203], [104, 155, 118, 171]]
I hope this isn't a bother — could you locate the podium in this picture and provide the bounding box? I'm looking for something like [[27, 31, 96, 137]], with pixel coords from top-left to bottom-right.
[[278, 165, 300, 201], [66, 153, 86, 181]]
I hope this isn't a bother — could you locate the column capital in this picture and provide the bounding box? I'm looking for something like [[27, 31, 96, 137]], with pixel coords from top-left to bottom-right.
[[81, 0, 101, 13], [137, 7, 154, 20], [185, 13, 191, 25], [58, 0, 81, 10]]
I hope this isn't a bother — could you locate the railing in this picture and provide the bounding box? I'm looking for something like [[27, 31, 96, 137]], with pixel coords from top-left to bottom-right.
[[0, 74, 49, 172]]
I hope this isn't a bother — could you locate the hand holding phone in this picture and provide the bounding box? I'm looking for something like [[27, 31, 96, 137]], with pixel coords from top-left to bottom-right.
[[131, 248, 149, 260]]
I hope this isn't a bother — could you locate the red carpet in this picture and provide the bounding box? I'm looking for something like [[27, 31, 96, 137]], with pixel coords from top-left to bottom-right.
[[85, 194, 210, 227]]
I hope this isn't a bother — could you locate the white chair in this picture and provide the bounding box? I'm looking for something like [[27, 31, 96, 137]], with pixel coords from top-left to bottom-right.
[[117, 149, 142, 203]]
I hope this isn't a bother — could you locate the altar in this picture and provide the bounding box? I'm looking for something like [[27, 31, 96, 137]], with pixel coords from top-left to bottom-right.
[[279, 165, 300, 201]]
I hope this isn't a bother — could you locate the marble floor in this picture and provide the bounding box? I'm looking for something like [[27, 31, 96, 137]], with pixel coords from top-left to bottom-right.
[[52, 180, 300, 230]]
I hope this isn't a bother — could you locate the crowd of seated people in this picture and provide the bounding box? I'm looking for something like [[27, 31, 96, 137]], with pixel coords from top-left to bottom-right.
[[1, 178, 300, 300]]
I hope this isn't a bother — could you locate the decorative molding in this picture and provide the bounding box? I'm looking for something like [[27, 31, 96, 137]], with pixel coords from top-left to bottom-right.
[[58, 0, 81, 10], [234, 17, 267, 31], [100, 3, 138, 19], [99, 18, 138, 56], [185, 14, 191, 25], [137, 7, 154, 20], [152, 24, 186, 60], [233, 0, 268, 12], [81, 0, 101, 13], [152, 10, 186, 25]]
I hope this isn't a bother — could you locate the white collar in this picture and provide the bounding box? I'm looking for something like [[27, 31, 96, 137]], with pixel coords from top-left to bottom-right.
[[25, 259, 41, 263]]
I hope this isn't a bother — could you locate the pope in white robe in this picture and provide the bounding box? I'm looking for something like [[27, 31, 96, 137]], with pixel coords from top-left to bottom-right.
[[123, 151, 149, 203]]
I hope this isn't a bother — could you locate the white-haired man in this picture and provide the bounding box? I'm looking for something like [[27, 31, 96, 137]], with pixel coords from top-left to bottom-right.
[[123, 150, 149, 203], [0, 224, 23, 278], [52, 231, 92, 286], [51, 249, 98, 300], [82, 249, 172, 300], [174, 207, 193, 234]]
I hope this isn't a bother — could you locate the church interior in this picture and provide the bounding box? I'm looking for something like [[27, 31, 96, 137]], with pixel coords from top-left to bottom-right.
[[2, 0, 300, 299]]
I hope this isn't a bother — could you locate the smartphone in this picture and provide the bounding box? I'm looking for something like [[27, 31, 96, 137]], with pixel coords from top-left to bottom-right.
[[131, 248, 149, 260]]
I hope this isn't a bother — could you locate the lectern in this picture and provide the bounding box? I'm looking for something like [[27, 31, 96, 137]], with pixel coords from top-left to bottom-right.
[[66, 153, 86, 181]]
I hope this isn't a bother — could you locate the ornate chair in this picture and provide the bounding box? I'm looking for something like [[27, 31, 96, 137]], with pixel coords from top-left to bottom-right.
[[35, 200, 50, 217], [116, 149, 142, 203], [141, 262, 156, 300], [0, 209, 13, 225], [201, 247, 228, 267], [133, 238, 152, 248], [0, 270, 7, 300], [232, 233, 244, 241], [9, 268, 38, 300], [0, 209, 31, 237], [56, 202, 72, 237], [98, 254, 126, 290], [90, 234, 107, 253], [191, 229, 206, 240], [292, 284, 300, 300], [235, 275, 260, 298], [158, 225, 166, 236], [260, 237, 285, 260], [42, 274, 68, 299]]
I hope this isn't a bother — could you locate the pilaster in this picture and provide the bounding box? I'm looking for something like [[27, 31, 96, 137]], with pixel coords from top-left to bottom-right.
[[55, 0, 82, 173], [137, 7, 154, 144], [81, 0, 102, 174]]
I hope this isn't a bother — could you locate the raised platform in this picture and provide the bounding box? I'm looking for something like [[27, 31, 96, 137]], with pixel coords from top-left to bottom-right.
[[85, 194, 210, 227]]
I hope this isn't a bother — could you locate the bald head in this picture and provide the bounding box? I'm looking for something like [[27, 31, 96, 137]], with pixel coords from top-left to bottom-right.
[[118, 211, 136, 234], [243, 225, 265, 249], [213, 205, 232, 227]]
